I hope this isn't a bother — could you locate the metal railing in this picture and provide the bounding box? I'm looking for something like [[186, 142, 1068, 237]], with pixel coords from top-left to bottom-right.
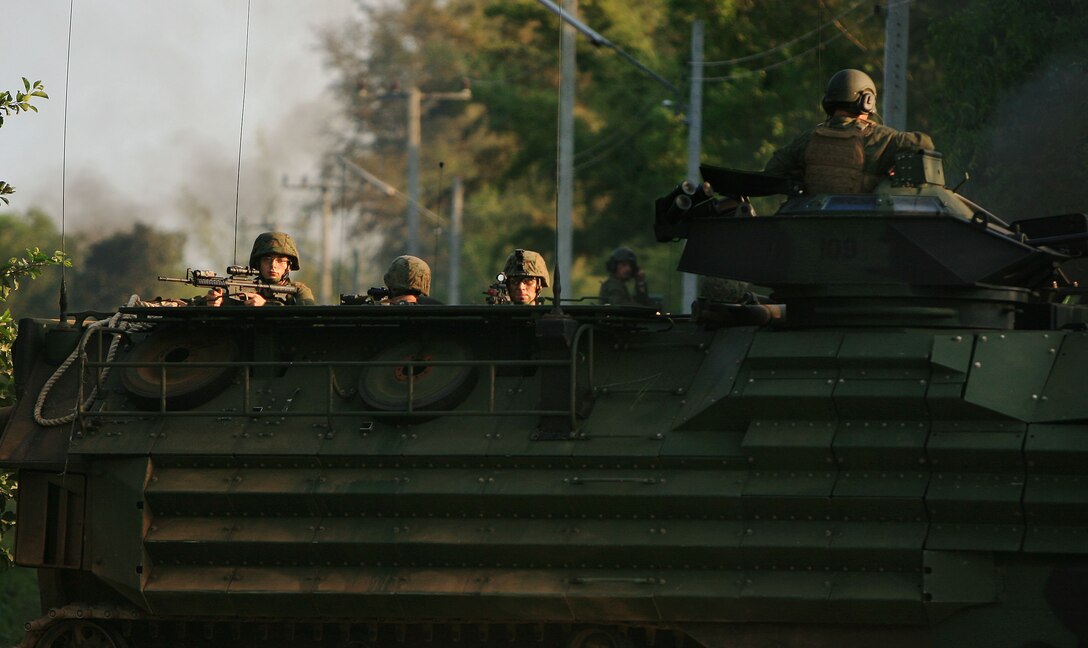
[[79, 325, 596, 433]]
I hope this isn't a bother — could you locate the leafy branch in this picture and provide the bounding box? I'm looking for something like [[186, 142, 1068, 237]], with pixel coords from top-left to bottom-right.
[[0, 248, 68, 562], [0, 249, 69, 408], [0, 78, 48, 205]]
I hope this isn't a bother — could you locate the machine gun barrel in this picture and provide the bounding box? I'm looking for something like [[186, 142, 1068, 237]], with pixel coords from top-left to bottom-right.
[[1024, 231, 1088, 248]]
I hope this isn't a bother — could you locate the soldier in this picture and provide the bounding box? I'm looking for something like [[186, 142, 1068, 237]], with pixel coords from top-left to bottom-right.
[[599, 247, 653, 307], [764, 69, 935, 194], [201, 232, 316, 306], [382, 255, 441, 304], [501, 249, 549, 305]]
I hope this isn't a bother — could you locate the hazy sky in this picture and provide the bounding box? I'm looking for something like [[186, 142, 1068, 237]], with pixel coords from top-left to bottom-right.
[[1, 0, 357, 266]]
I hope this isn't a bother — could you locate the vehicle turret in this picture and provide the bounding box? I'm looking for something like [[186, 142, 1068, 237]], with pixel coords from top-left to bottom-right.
[[656, 151, 1087, 330]]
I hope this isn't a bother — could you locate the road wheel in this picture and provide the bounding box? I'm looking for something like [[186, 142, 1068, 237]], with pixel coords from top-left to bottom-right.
[[120, 328, 239, 410], [358, 337, 476, 413], [34, 620, 128, 648], [567, 627, 633, 648]]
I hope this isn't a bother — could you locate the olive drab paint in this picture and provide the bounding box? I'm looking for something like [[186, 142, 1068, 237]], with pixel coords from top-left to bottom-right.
[[2, 155, 1088, 647]]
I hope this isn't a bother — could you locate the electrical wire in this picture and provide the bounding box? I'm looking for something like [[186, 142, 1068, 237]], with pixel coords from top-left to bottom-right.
[[573, 108, 659, 171], [701, 0, 868, 67], [693, 9, 878, 83], [573, 98, 660, 163]]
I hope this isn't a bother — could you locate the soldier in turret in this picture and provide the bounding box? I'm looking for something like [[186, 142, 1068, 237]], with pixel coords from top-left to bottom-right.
[[500, 249, 549, 306], [599, 247, 653, 307], [201, 232, 316, 306], [382, 255, 441, 304], [764, 69, 934, 194]]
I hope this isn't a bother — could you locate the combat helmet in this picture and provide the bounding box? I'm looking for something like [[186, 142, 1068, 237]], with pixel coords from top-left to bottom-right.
[[821, 69, 877, 116], [503, 249, 549, 288], [384, 255, 432, 296], [249, 232, 301, 271], [606, 247, 639, 274]]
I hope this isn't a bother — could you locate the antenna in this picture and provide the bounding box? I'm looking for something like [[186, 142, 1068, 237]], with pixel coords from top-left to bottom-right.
[[58, 0, 75, 325], [232, 0, 254, 267], [550, 262, 564, 315]]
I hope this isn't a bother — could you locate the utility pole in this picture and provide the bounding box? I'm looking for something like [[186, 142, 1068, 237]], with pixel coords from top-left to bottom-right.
[[281, 175, 335, 305], [882, 0, 909, 130], [682, 19, 704, 314], [449, 176, 464, 304], [338, 156, 449, 296], [539, 0, 679, 304], [404, 85, 471, 256], [556, 0, 577, 296]]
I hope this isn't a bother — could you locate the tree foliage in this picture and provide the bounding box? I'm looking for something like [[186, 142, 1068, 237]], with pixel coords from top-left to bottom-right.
[[0, 78, 48, 205], [74, 223, 187, 311], [0, 248, 69, 408], [0, 210, 67, 320]]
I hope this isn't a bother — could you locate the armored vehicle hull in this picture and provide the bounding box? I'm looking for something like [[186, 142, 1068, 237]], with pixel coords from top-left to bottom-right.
[[4, 168, 1088, 647]]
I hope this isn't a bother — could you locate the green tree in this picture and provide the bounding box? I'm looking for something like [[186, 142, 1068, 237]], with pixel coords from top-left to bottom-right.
[[0, 78, 48, 205], [0, 209, 67, 319], [73, 223, 187, 311], [0, 248, 68, 408]]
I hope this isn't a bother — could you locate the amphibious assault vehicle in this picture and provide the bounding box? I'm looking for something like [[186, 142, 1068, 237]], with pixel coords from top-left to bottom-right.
[[2, 151, 1087, 648]]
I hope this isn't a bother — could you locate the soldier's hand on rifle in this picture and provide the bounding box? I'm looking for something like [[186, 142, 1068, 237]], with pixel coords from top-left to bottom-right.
[[204, 288, 225, 307], [242, 292, 267, 307]]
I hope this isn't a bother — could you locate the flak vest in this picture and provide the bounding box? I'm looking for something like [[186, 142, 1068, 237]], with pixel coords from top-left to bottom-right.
[[802, 123, 883, 194]]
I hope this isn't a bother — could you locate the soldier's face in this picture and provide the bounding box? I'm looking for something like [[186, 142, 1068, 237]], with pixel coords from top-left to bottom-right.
[[508, 277, 539, 304], [260, 255, 291, 282], [615, 261, 633, 279]]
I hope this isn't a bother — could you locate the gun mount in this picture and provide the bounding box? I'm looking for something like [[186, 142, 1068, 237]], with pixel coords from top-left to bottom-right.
[[659, 159, 1087, 330]]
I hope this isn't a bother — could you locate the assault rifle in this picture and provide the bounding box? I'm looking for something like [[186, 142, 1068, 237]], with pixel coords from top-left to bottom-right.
[[158, 266, 300, 303], [483, 272, 510, 305], [339, 287, 391, 305]]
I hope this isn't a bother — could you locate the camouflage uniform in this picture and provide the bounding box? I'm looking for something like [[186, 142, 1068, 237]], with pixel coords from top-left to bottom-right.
[[765, 69, 934, 194], [763, 116, 934, 194], [599, 247, 653, 307], [700, 277, 752, 304], [383, 255, 442, 305]]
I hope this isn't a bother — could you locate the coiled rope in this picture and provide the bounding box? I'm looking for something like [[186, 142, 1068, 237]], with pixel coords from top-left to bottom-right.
[[34, 295, 155, 427]]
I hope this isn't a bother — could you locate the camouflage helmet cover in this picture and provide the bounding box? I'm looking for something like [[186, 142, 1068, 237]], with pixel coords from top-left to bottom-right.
[[606, 247, 639, 274], [821, 69, 877, 116], [249, 232, 301, 270], [503, 249, 549, 288], [384, 255, 432, 296]]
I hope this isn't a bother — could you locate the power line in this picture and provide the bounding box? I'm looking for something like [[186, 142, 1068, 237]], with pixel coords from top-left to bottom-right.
[[700, 0, 868, 68], [694, 9, 878, 83], [337, 155, 444, 227], [535, 0, 679, 96], [573, 108, 659, 171], [573, 98, 660, 162]]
